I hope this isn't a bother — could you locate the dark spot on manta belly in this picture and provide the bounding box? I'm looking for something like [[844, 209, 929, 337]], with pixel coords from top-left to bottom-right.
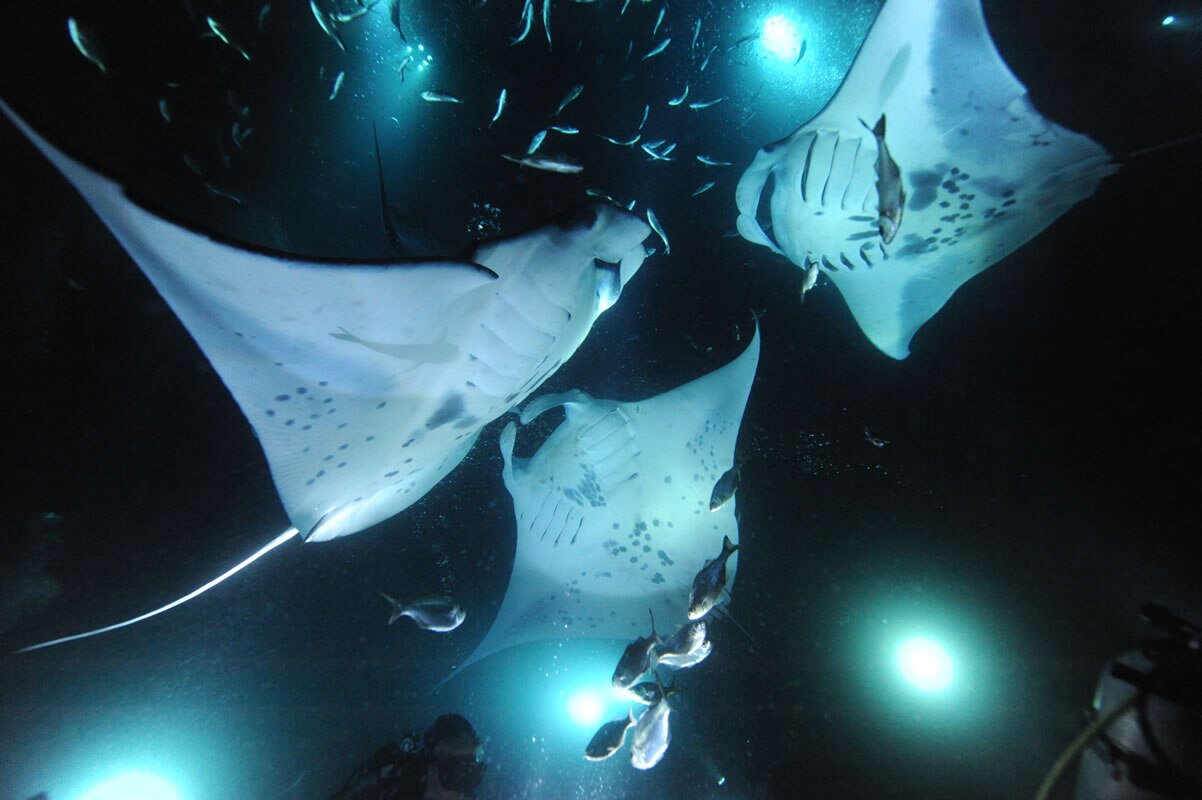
[[425, 393, 465, 430], [907, 169, 944, 211]]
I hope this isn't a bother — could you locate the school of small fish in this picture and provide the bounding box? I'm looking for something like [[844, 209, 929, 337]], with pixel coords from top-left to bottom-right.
[[588, 524, 743, 770], [62, 1, 767, 218]]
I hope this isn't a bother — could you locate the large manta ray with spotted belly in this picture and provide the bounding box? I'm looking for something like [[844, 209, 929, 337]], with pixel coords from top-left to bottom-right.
[[1, 99, 651, 653], [736, 0, 1117, 359], [452, 327, 760, 676]]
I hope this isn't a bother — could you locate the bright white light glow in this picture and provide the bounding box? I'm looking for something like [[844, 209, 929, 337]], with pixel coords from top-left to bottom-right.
[[80, 771, 183, 800], [1162, 15, 1176, 26], [897, 637, 954, 691], [761, 14, 803, 62], [567, 690, 604, 727]]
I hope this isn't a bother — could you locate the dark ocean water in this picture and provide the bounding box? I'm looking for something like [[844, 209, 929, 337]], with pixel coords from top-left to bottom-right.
[[1, 1, 1200, 798]]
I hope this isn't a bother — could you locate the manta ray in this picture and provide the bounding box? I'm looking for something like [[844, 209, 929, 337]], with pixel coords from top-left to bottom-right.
[[735, 0, 1117, 359], [1, 99, 651, 652], [452, 326, 760, 676]]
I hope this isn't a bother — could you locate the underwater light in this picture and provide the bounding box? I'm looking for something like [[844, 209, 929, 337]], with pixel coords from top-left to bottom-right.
[[761, 14, 803, 62], [80, 771, 182, 800], [897, 637, 954, 692], [1162, 15, 1176, 26], [567, 689, 604, 727]]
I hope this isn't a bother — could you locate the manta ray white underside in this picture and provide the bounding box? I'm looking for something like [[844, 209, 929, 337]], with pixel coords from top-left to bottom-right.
[[1, 100, 650, 543], [456, 327, 760, 674], [1, 99, 651, 651], [736, 0, 1117, 358]]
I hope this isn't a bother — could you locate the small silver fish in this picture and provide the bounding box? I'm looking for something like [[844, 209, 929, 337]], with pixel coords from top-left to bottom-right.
[[585, 188, 618, 205], [699, 44, 717, 71], [612, 611, 661, 688], [555, 84, 584, 116], [396, 53, 414, 82], [640, 143, 673, 161], [696, 154, 731, 166], [490, 88, 507, 127], [258, 4, 272, 31], [861, 114, 905, 244], [207, 16, 251, 61], [652, 4, 666, 36], [691, 180, 715, 196], [658, 638, 711, 669], [421, 90, 462, 103], [668, 84, 689, 106], [687, 535, 739, 620], [377, 591, 466, 631], [654, 620, 709, 669], [630, 689, 672, 770], [310, 0, 346, 51], [638, 104, 650, 130], [689, 96, 725, 110], [501, 153, 583, 174], [158, 98, 171, 124], [799, 262, 819, 304], [231, 119, 253, 150], [543, 0, 552, 49], [182, 154, 205, 176], [203, 182, 245, 205], [550, 124, 579, 135], [327, 70, 345, 101], [642, 37, 670, 61], [527, 129, 547, 154], [511, 0, 533, 45], [598, 133, 640, 146], [584, 709, 637, 761], [691, 17, 701, 49], [646, 208, 669, 254], [863, 423, 889, 448], [67, 18, 106, 72], [708, 465, 739, 511]]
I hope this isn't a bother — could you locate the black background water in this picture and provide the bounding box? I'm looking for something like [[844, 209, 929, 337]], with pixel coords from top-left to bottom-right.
[[1, 0, 1200, 798]]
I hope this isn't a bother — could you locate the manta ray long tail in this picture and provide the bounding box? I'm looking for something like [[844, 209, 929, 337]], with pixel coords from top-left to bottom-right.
[[371, 120, 403, 253], [13, 527, 300, 653]]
